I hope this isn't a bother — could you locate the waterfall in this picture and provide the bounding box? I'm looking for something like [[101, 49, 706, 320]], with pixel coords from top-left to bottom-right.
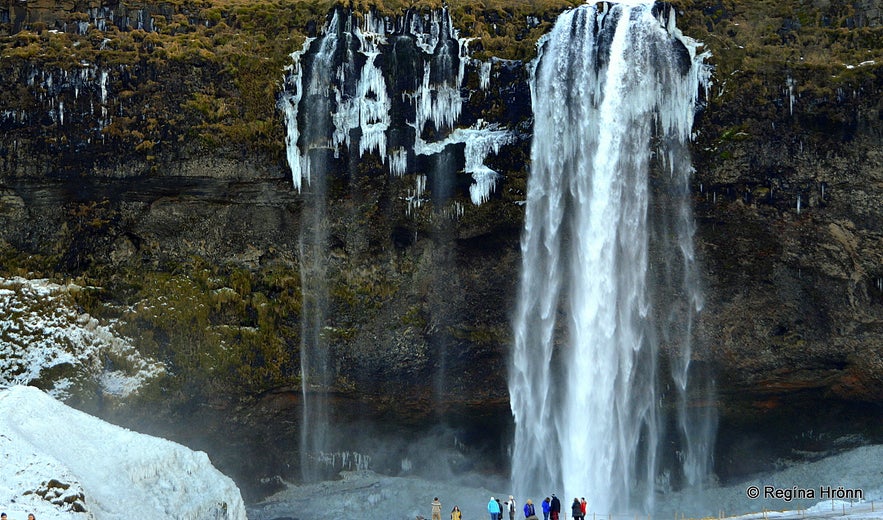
[[293, 10, 343, 483], [278, 6, 510, 481], [509, 3, 714, 513]]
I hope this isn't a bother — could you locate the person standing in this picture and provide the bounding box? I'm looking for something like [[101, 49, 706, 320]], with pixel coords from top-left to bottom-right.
[[523, 499, 537, 520], [451, 505, 462, 520], [432, 497, 442, 520], [488, 496, 502, 520], [541, 497, 551, 520], [549, 494, 561, 520], [508, 496, 516, 520], [571, 498, 583, 520], [580, 497, 587, 519]]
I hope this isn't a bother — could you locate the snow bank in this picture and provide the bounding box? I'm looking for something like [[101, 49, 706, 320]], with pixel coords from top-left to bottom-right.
[[0, 385, 246, 520]]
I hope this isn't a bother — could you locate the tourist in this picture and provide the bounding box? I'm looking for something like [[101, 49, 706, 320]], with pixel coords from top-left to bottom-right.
[[432, 497, 442, 520], [580, 497, 587, 518], [488, 496, 502, 520], [541, 497, 551, 520], [549, 494, 561, 520], [451, 505, 462, 520], [508, 495, 516, 520], [571, 498, 582, 520], [523, 498, 537, 520]]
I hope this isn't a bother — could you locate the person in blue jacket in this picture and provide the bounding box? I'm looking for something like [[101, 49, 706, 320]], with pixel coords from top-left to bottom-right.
[[523, 499, 537, 519], [488, 496, 502, 520], [541, 497, 551, 520]]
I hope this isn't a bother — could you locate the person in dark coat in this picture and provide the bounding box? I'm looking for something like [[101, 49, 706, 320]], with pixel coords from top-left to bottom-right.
[[571, 498, 583, 520], [549, 494, 561, 520]]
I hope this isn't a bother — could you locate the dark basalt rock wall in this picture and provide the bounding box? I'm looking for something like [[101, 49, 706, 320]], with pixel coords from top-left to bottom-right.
[[1, 0, 882, 495]]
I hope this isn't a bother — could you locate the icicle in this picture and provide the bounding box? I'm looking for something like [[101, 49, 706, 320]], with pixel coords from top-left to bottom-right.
[[406, 175, 428, 216], [479, 61, 492, 90], [388, 148, 408, 176], [278, 37, 315, 191], [354, 22, 391, 160]]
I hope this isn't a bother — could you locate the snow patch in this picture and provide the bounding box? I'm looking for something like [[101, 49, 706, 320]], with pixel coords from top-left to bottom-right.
[[0, 277, 164, 398]]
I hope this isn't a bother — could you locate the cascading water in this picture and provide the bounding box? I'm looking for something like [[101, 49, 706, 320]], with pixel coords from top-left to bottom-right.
[[509, 2, 714, 513], [278, 7, 513, 481], [294, 11, 339, 483]]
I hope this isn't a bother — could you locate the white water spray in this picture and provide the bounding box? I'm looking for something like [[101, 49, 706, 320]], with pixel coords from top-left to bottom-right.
[[510, 3, 714, 513]]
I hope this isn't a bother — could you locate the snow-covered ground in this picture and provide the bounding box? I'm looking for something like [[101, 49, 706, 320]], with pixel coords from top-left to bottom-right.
[[248, 445, 883, 520], [0, 277, 163, 398], [248, 469, 510, 520], [0, 385, 246, 520], [658, 443, 883, 519]]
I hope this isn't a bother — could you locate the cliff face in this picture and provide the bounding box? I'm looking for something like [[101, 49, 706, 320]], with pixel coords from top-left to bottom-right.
[[1, 0, 882, 495], [684, 1, 883, 401]]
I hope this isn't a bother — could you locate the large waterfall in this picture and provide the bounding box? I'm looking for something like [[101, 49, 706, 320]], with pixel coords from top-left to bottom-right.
[[509, 2, 714, 513]]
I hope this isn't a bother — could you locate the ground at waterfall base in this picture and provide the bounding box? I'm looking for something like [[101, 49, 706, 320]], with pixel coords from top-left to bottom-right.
[[247, 445, 883, 520], [718, 500, 883, 520]]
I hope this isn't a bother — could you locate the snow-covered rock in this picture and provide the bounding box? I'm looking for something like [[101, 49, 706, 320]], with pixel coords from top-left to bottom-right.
[[0, 277, 164, 399], [0, 385, 246, 520]]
